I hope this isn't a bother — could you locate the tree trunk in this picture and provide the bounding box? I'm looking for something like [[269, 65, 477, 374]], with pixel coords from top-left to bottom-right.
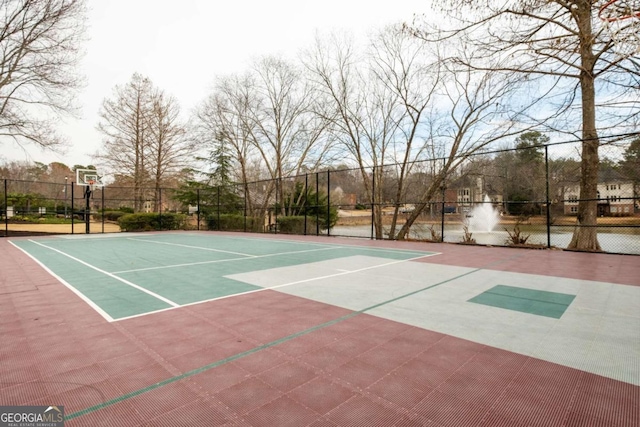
[[567, 99, 601, 251], [568, 4, 601, 251], [395, 175, 444, 240]]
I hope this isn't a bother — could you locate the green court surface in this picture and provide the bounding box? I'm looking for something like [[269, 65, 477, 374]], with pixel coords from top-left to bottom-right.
[[468, 284, 576, 319], [11, 234, 434, 321]]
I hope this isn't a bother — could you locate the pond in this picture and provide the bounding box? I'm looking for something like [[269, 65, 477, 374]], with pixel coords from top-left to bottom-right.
[[330, 223, 640, 255]]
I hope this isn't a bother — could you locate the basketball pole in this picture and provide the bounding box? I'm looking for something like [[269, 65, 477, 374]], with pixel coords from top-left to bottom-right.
[[85, 185, 91, 234]]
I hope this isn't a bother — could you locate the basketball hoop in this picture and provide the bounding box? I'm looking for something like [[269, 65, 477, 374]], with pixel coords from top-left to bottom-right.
[[76, 169, 104, 192], [598, 0, 640, 56]]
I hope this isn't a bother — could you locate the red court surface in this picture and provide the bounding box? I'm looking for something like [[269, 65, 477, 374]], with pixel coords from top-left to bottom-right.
[[1, 233, 638, 426]]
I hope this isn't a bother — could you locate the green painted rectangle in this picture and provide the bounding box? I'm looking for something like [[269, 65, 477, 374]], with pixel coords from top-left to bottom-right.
[[469, 285, 575, 319]]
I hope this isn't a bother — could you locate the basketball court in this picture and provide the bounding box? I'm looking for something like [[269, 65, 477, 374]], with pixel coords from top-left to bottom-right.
[[1, 231, 638, 426]]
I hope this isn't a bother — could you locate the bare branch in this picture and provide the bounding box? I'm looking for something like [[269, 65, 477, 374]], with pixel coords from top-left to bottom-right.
[[0, 0, 86, 150]]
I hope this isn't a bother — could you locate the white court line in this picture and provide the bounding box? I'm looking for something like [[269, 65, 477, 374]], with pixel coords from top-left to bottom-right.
[[61, 232, 438, 258], [112, 247, 338, 274], [213, 234, 440, 257], [264, 256, 429, 291], [58, 232, 163, 240], [9, 241, 115, 322], [115, 254, 430, 322], [27, 240, 180, 308], [127, 237, 255, 257]]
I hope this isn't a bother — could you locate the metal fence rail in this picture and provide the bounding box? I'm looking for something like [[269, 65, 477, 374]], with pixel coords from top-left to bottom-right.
[[2, 138, 639, 254]]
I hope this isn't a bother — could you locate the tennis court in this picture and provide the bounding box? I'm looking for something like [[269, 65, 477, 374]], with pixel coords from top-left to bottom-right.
[[10, 233, 436, 321], [1, 231, 638, 426]]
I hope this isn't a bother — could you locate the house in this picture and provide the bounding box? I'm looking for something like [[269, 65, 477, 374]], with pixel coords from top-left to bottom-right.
[[562, 180, 635, 216], [330, 186, 357, 208], [455, 177, 503, 213]]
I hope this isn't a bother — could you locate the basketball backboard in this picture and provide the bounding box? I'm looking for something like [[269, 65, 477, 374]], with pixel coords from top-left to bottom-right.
[[75, 169, 104, 189]]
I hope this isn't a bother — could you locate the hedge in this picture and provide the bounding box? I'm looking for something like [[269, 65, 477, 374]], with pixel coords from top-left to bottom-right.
[[206, 214, 261, 232], [118, 212, 188, 232], [95, 211, 127, 222], [276, 216, 319, 234]]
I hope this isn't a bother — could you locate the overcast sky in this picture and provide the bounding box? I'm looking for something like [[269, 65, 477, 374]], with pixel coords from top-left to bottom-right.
[[2, 0, 433, 171]]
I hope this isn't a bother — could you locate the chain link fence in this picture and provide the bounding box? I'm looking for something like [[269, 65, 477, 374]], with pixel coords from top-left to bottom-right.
[[2, 138, 638, 254]]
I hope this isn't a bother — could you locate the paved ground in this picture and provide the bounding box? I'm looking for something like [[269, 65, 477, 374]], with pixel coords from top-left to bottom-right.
[[1, 232, 638, 426], [3, 222, 121, 235]]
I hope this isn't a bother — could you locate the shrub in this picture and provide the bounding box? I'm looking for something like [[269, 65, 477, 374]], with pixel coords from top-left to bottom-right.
[[96, 211, 127, 222], [426, 224, 442, 242], [461, 224, 476, 244], [206, 214, 260, 232], [276, 216, 318, 234], [118, 212, 187, 232], [8, 215, 71, 224], [276, 182, 338, 229], [8, 215, 34, 222], [504, 216, 531, 245]]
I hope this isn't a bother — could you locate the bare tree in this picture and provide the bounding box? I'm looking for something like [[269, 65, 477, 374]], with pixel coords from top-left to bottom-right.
[[407, 0, 640, 250], [304, 27, 523, 239], [394, 55, 528, 240], [98, 74, 192, 212], [194, 57, 332, 220], [97, 73, 154, 212], [368, 26, 442, 238], [147, 91, 190, 212], [304, 31, 404, 238], [0, 0, 86, 150], [193, 73, 260, 214], [248, 56, 332, 215]]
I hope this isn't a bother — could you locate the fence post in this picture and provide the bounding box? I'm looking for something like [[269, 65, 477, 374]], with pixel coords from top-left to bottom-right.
[[545, 145, 551, 248], [158, 188, 162, 231], [71, 182, 75, 234], [217, 186, 221, 231], [197, 188, 201, 231], [4, 179, 7, 237], [327, 170, 331, 237], [371, 166, 375, 240], [315, 173, 320, 236], [101, 187, 105, 233], [243, 185, 247, 232], [440, 187, 446, 243], [274, 179, 278, 234], [304, 174, 308, 235], [441, 158, 446, 242]]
